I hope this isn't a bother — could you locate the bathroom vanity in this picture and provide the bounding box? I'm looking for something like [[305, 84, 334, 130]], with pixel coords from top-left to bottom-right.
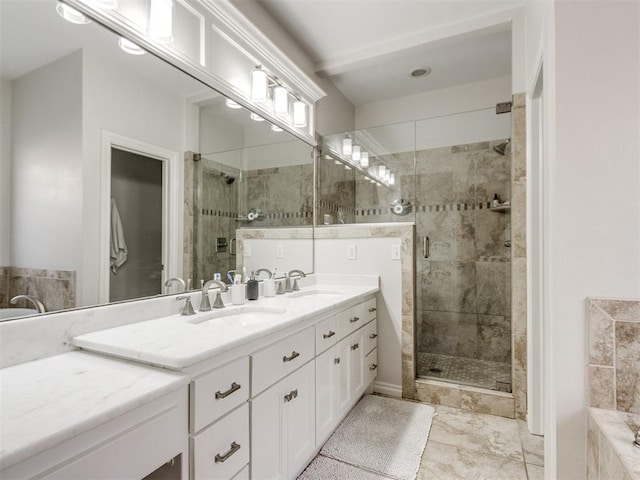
[[0, 275, 379, 479]]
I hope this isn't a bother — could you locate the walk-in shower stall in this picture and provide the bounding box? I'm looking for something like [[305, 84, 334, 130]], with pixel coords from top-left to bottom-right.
[[320, 106, 513, 392]]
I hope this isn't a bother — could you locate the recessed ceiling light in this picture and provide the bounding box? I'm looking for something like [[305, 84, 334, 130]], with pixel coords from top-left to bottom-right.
[[411, 67, 432, 78]]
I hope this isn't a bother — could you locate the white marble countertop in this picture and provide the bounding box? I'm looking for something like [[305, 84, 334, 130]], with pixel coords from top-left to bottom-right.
[[0, 351, 188, 471], [72, 277, 379, 369]]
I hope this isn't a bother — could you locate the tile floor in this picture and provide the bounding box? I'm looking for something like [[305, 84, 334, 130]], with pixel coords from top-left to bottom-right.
[[417, 352, 512, 391], [418, 404, 544, 480], [301, 399, 544, 480]]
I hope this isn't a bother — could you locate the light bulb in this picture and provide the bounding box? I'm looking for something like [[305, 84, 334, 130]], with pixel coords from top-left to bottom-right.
[[293, 101, 307, 127], [149, 0, 173, 43], [56, 3, 91, 24], [118, 37, 145, 55], [251, 67, 268, 102], [273, 86, 288, 116], [378, 165, 386, 178], [342, 138, 352, 155], [389, 173, 396, 185], [225, 98, 242, 109], [360, 151, 369, 168], [352, 145, 361, 161]]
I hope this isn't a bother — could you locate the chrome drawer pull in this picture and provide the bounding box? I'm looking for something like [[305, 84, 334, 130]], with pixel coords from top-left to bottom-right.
[[323, 331, 336, 339], [334, 357, 341, 365], [284, 389, 298, 402], [282, 351, 300, 362], [214, 442, 240, 463], [369, 333, 378, 339], [369, 363, 378, 371], [215, 382, 241, 399], [368, 307, 377, 312], [350, 316, 360, 323], [351, 343, 359, 351]]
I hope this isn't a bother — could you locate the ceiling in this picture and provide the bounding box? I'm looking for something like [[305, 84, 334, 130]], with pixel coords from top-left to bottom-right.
[[258, 0, 523, 106]]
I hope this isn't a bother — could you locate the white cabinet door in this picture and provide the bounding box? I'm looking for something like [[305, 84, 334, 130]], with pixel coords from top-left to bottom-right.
[[315, 347, 339, 445], [348, 328, 366, 398], [285, 362, 316, 478], [251, 361, 315, 480], [335, 337, 352, 419]]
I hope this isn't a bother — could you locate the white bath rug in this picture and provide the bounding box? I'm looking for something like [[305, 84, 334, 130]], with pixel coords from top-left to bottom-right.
[[320, 395, 436, 480], [298, 455, 390, 479]]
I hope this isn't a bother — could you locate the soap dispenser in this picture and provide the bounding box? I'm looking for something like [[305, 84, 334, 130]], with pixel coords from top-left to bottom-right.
[[247, 271, 259, 301]]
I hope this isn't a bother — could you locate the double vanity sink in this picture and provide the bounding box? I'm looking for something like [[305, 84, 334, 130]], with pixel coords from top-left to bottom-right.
[[1, 275, 380, 480]]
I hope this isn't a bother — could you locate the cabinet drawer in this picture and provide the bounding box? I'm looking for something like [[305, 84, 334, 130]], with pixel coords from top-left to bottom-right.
[[363, 297, 377, 323], [366, 348, 378, 386], [191, 357, 249, 433], [252, 327, 314, 395], [315, 315, 337, 354], [336, 305, 364, 339], [192, 404, 249, 480], [363, 319, 378, 355]]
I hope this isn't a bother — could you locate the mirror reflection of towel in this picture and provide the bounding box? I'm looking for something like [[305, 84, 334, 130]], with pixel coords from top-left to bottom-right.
[[110, 198, 128, 274]]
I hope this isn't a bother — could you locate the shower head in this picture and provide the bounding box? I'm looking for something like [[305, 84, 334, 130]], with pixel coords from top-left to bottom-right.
[[493, 139, 511, 156], [222, 173, 235, 185]]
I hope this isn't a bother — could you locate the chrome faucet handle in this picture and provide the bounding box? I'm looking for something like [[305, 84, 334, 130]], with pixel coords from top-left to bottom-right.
[[176, 295, 196, 316], [255, 268, 272, 279], [200, 279, 229, 311], [10, 295, 46, 313], [292, 278, 301, 291], [212, 292, 225, 309], [276, 280, 286, 295], [285, 269, 306, 293]]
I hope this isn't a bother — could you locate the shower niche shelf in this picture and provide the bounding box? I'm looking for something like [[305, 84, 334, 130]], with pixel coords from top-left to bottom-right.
[[490, 203, 511, 212]]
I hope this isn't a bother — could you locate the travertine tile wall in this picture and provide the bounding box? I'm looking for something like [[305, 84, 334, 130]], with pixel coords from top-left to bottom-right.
[[243, 164, 314, 227], [0, 267, 75, 312], [511, 93, 527, 420], [415, 140, 512, 367], [587, 298, 640, 413]]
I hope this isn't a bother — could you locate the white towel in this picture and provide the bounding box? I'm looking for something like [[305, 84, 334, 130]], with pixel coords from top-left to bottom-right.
[[110, 198, 128, 274]]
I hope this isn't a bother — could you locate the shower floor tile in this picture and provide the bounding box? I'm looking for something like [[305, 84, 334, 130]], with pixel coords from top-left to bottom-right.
[[417, 352, 511, 390]]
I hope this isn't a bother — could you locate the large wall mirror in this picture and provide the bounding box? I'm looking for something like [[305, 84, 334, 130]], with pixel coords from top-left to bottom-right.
[[0, 0, 314, 320]]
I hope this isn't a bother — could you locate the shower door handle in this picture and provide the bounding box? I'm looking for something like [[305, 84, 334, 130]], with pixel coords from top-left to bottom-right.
[[423, 236, 430, 258]]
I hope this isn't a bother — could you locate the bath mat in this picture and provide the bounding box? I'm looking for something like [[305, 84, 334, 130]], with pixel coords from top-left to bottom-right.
[[298, 455, 389, 479], [320, 395, 436, 480]]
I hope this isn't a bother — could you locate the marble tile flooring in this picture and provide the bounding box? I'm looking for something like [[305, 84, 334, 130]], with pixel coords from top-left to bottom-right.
[[417, 352, 512, 390], [301, 399, 544, 479]]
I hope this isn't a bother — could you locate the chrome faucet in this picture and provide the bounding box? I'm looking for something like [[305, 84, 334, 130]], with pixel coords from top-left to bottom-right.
[[10, 295, 46, 313], [200, 280, 228, 311], [164, 277, 186, 293], [176, 295, 196, 316], [255, 268, 273, 279], [285, 269, 306, 292]]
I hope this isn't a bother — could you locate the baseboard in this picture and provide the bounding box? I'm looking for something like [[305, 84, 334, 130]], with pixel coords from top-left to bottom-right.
[[373, 381, 402, 397]]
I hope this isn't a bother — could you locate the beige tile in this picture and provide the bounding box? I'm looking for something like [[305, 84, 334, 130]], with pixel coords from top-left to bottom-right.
[[511, 257, 527, 337], [415, 380, 461, 409], [588, 365, 616, 409], [428, 404, 523, 460], [518, 420, 545, 467], [586, 413, 600, 480], [418, 440, 527, 480], [526, 463, 545, 480], [511, 180, 526, 258], [591, 299, 640, 323], [589, 301, 615, 366], [616, 367, 640, 414], [600, 429, 633, 480], [460, 388, 515, 418]]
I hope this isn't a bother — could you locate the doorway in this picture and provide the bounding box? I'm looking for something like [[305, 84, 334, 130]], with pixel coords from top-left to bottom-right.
[[109, 148, 163, 302]]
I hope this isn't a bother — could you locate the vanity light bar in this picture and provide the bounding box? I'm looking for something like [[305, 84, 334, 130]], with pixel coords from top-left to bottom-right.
[[273, 86, 289, 116], [149, 0, 174, 43], [251, 67, 268, 102], [292, 101, 307, 127], [342, 137, 353, 155], [360, 151, 369, 168], [352, 145, 361, 161]]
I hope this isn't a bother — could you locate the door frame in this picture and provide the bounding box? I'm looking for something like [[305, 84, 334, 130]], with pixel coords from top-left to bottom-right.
[[99, 131, 180, 304]]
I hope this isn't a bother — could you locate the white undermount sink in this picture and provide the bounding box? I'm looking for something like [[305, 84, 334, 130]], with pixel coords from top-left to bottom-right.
[[0, 308, 38, 321], [187, 306, 287, 327]]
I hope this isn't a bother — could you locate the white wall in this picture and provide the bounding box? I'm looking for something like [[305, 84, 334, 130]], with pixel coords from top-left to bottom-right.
[[526, 1, 640, 478], [0, 79, 12, 265], [10, 52, 83, 271], [82, 50, 188, 306], [315, 237, 403, 394], [355, 75, 512, 130]]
